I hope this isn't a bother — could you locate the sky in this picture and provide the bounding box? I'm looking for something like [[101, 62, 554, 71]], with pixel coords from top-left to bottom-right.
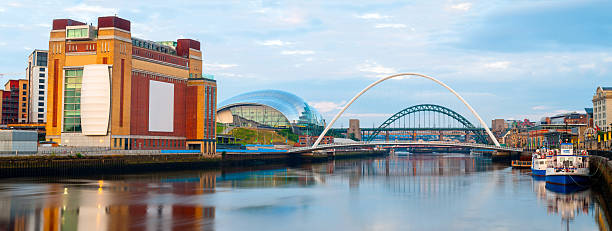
[[0, 0, 611, 128]]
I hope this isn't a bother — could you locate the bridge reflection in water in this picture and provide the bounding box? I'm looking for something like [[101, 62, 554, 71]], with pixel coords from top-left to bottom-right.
[[0, 154, 611, 230]]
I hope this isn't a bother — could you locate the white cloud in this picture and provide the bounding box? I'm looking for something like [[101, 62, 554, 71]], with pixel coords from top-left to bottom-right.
[[531, 105, 549, 110], [216, 72, 254, 78], [356, 13, 390, 20], [0, 42, 6, 46], [604, 57, 612, 63], [450, 2, 472, 11], [484, 61, 511, 69], [578, 63, 595, 69], [281, 50, 315, 55], [343, 113, 393, 118], [311, 101, 345, 113], [375, 24, 407, 29], [357, 61, 397, 76], [64, 4, 116, 14], [258, 40, 294, 46], [7, 2, 21, 7], [205, 63, 238, 71], [0, 8, 5, 12]]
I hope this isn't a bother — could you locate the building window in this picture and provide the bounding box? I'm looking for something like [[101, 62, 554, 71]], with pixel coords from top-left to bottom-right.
[[39, 79, 45, 83], [39, 91, 44, 95], [38, 96, 44, 100], [63, 69, 83, 132], [22, 84, 26, 90], [22, 103, 26, 107], [22, 109, 25, 113], [38, 102, 44, 106], [39, 73, 45, 77], [38, 114, 44, 118], [40, 67, 45, 72], [39, 85, 45, 89], [66, 28, 88, 39], [22, 91, 26, 95], [38, 119, 44, 123], [22, 97, 26, 101]]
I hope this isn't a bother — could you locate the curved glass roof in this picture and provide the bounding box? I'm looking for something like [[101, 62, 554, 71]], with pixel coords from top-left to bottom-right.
[[218, 90, 324, 127]]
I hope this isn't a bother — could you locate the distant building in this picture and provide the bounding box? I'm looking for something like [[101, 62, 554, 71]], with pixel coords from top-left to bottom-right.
[[347, 119, 361, 141], [593, 86, 612, 131], [585, 107, 593, 127], [26, 49, 48, 123], [0, 80, 29, 124], [46, 16, 217, 154], [491, 119, 506, 132]]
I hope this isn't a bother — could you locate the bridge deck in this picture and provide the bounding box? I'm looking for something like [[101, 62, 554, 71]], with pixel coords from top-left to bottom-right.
[[289, 141, 522, 153]]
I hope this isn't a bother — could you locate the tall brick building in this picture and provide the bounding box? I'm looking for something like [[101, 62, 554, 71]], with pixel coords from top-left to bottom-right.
[[0, 80, 29, 124], [46, 16, 217, 154]]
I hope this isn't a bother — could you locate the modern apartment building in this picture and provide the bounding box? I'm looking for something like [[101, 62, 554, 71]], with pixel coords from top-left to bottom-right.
[[0, 79, 29, 124], [46, 16, 217, 154], [593, 86, 612, 131], [26, 49, 48, 123]]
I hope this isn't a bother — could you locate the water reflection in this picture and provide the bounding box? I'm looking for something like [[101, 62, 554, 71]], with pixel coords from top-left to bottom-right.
[[0, 154, 610, 230]]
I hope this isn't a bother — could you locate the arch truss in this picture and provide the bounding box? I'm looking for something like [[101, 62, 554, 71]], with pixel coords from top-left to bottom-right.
[[366, 104, 489, 144]]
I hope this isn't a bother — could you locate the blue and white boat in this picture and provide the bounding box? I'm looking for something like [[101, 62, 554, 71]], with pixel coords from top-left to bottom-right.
[[545, 143, 589, 186], [531, 148, 548, 176]]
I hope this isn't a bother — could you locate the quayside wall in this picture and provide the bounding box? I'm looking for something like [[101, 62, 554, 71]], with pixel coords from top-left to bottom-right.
[[0, 150, 388, 178]]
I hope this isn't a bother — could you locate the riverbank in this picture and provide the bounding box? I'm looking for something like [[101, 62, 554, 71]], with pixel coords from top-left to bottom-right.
[[0, 149, 389, 178]]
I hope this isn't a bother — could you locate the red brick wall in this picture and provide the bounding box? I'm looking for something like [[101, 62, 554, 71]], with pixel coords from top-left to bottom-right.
[[130, 71, 187, 137]]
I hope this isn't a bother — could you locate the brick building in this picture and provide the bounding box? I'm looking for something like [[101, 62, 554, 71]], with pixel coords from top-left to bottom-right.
[[0, 80, 29, 124], [46, 16, 217, 154]]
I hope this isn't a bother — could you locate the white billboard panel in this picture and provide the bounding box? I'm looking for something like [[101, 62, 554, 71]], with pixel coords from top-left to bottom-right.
[[149, 80, 174, 132]]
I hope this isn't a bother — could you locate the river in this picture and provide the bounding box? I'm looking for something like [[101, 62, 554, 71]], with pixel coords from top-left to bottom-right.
[[0, 153, 609, 231]]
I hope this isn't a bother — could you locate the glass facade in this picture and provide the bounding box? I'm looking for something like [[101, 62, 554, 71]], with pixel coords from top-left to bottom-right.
[[229, 104, 291, 128], [63, 69, 82, 132], [36, 51, 47, 66], [66, 28, 88, 39], [218, 90, 324, 128]]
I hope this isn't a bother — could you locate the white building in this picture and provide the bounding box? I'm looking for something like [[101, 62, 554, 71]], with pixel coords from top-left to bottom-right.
[[26, 49, 48, 123], [593, 86, 612, 131]]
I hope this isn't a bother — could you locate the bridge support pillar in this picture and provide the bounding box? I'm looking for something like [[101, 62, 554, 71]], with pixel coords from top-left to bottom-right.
[[385, 131, 390, 142], [438, 131, 443, 141], [413, 131, 417, 141]]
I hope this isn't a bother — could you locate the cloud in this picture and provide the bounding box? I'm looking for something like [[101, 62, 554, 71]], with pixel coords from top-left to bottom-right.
[[484, 61, 511, 69], [311, 101, 345, 113], [578, 63, 595, 69], [343, 113, 393, 118], [450, 3, 472, 11], [258, 40, 294, 46], [356, 13, 390, 20], [375, 24, 407, 29], [281, 50, 315, 55], [216, 72, 255, 79], [205, 63, 238, 71], [64, 4, 118, 21], [357, 61, 396, 76], [531, 105, 549, 110]]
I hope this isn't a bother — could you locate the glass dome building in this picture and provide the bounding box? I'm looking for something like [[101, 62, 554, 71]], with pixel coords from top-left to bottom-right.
[[216, 90, 324, 131]]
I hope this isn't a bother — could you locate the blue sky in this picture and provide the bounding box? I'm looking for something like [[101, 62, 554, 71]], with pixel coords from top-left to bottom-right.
[[0, 0, 610, 128]]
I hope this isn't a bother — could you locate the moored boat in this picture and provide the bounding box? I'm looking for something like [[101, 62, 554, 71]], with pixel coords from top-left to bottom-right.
[[545, 143, 589, 186], [531, 149, 548, 176]]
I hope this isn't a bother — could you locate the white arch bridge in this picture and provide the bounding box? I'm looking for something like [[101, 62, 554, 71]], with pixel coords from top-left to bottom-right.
[[289, 141, 522, 154]]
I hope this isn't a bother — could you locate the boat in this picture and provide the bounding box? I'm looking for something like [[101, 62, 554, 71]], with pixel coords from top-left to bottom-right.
[[545, 143, 589, 186], [511, 160, 531, 168], [531, 148, 548, 176]]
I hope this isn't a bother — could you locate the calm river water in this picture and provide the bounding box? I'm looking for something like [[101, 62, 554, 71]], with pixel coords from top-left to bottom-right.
[[0, 153, 610, 231]]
